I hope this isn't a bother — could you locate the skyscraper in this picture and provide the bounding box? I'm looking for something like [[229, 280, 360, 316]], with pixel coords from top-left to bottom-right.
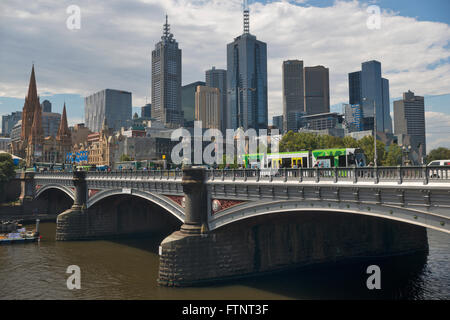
[[282, 60, 304, 132], [227, 1, 268, 131], [151, 15, 183, 128], [141, 103, 152, 118], [206, 67, 227, 132], [2, 111, 22, 136], [394, 91, 426, 161], [41, 100, 52, 113], [304, 66, 330, 115], [182, 81, 205, 128], [195, 86, 221, 129], [85, 89, 132, 133], [348, 60, 392, 133], [272, 115, 283, 131]]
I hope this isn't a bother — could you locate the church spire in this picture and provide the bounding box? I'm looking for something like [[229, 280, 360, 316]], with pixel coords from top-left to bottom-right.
[[21, 64, 41, 142], [27, 64, 38, 107], [30, 102, 43, 142], [57, 103, 71, 140]]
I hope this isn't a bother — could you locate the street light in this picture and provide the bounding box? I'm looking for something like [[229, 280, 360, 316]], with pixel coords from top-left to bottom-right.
[[402, 145, 412, 166], [363, 98, 377, 167]]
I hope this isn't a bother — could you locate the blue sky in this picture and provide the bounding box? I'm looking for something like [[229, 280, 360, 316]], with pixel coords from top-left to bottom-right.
[[0, 0, 449, 150], [276, 0, 450, 24]]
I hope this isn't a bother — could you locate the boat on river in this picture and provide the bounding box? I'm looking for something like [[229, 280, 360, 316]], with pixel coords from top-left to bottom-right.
[[0, 219, 41, 244]]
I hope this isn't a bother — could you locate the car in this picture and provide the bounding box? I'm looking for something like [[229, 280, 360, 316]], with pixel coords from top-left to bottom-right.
[[427, 160, 450, 166]]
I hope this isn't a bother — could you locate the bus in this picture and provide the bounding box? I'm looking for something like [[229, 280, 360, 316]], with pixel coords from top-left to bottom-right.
[[243, 148, 366, 169]]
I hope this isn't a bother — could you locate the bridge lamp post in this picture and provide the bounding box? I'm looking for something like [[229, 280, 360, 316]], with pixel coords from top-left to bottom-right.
[[363, 98, 377, 167], [402, 145, 412, 166]]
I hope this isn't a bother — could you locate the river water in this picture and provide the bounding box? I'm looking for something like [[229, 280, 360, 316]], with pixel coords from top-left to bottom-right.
[[0, 222, 448, 300]]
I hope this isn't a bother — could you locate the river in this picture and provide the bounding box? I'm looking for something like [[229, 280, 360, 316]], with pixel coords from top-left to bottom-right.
[[0, 222, 448, 300]]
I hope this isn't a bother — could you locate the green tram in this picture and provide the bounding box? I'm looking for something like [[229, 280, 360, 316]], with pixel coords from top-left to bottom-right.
[[243, 148, 366, 169]]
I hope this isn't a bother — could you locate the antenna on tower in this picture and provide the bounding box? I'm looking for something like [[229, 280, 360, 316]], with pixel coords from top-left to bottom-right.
[[162, 14, 174, 42], [243, 0, 250, 34]]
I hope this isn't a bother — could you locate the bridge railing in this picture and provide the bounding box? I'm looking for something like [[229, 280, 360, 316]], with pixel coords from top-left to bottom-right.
[[206, 166, 450, 184], [32, 166, 450, 185], [87, 170, 184, 180]]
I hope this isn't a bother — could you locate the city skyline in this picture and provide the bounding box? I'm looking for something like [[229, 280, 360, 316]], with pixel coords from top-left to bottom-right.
[[1, 0, 449, 149]]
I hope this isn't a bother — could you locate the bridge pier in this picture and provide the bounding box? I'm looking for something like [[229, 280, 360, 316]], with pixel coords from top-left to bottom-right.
[[56, 171, 89, 241], [158, 167, 429, 286], [19, 171, 35, 214]]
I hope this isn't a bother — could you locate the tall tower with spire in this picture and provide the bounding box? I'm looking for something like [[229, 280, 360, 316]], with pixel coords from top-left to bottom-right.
[[226, 0, 268, 130], [21, 65, 41, 144], [55, 103, 73, 164], [151, 15, 183, 128]]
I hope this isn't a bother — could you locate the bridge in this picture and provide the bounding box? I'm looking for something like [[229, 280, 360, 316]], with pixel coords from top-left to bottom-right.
[[17, 166, 450, 286]]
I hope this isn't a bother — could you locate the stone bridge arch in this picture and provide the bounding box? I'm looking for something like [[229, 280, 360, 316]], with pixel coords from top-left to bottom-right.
[[209, 199, 450, 234], [35, 184, 75, 201], [87, 189, 185, 223], [33, 184, 75, 216]]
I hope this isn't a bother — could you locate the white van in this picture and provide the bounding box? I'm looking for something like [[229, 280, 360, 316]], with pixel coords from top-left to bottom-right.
[[427, 160, 450, 166]]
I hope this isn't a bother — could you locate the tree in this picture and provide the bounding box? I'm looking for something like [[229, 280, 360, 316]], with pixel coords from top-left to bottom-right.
[[0, 153, 15, 203], [383, 144, 402, 166], [356, 136, 386, 166], [120, 154, 132, 162], [427, 148, 450, 163]]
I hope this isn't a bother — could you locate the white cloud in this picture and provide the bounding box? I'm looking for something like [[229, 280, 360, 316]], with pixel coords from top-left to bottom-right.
[[0, 0, 449, 124]]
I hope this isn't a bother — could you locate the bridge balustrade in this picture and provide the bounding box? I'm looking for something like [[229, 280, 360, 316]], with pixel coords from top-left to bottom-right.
[[204, 166, 450, 184]]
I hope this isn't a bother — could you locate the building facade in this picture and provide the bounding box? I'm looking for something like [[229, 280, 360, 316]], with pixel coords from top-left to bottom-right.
[[348, 60, 392, 133], [42, 112, 61, 138], [41, 100, 52, 113], [272, 115, 283, 131], [343, 104, 363, 133], [206, 67, 227, 131], [0, 137, 11, 152], [141, 103, 152, 119], [282, 60, 304, 132], [227, 6, 268, 131], [301, 112, 343, 131], [151, 16, 183, 128], [304, 66, 330, 116], [394, 91, 426, 163], [195, 86, 221, 129], [182, 81, 205, 128], [2, 111, 22, 136], [85, 89, 132, 133]]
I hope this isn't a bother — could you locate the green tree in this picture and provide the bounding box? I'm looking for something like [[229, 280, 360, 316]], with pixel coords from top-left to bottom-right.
[[0, 153, 15, 203], [382, 144, 402, 166], [120, 154, 132, 162], [427, 148, 450, 163], [357, 136, 386, 166]]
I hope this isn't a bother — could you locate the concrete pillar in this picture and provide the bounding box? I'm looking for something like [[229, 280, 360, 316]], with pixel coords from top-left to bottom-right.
[[56, 171, 88, 241], [19, 172, 35, 214], [72, 171, 87, 209], [180, 166, 207, 235], [19, 171, 35, 204]]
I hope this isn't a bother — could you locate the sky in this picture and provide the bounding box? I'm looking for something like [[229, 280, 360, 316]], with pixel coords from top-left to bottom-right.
[[0, 0, 449, 150]]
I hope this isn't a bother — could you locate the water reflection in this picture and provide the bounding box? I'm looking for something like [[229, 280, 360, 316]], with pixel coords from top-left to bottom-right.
[[0, 223, 448, 300]]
